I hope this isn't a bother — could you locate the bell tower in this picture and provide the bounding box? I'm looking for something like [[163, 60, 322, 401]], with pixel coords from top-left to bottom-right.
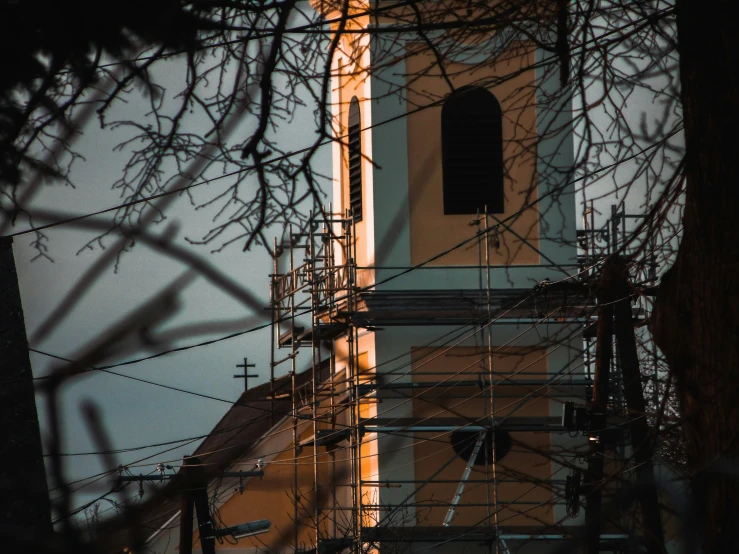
[[320, 2, 577, 285], [313, 1, 585, 551]]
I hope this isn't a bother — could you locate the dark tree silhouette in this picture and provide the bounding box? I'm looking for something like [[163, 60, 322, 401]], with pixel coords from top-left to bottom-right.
[[651, 1, 739, 551], [1, 1, 737, 552]]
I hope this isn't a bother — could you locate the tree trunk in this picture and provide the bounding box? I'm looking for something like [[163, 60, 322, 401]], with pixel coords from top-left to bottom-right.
[[651, 1, 739, 551], [0, 237, 52, 539]]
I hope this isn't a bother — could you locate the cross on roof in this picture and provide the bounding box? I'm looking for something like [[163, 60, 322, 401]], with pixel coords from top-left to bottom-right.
[[234, 358, 258, 392]]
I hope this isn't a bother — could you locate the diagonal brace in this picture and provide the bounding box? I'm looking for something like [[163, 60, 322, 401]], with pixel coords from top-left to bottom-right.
[[443, 431, 486, 527]]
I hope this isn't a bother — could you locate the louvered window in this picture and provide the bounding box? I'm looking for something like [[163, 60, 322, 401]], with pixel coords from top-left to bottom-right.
[[441, 86, 504, 214], [348, 97, 362, 223]]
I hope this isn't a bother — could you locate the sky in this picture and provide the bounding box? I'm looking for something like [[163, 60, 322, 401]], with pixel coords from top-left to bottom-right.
[[8, 48, 329, 521]]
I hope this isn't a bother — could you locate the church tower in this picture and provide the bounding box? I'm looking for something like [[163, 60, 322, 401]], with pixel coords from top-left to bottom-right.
[[315, 1, 585, 552], [137, 6, 666, 554]]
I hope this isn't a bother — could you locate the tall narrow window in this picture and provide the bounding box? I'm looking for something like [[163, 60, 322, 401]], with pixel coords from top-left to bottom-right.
[[348, 96, 363, 223], [441, 86, 504, 214]]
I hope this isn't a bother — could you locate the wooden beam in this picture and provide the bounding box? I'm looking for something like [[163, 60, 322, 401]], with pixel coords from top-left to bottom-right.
[[584, 260, 615, 554], [612, 257, 665, 554]]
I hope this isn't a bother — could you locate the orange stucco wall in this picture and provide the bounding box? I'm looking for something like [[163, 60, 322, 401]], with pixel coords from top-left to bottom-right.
[[406, 43, 541, 267], [192, 422, 335, 551], [410, 346, 553, 528]]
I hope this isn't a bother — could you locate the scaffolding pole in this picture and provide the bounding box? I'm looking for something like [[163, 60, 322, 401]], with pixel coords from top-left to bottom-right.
[[484, 206, 501, 554], [266, 204, 654, 553]]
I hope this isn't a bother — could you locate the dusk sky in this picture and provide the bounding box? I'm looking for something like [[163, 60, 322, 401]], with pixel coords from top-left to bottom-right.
[[10, 58, 329, 520]]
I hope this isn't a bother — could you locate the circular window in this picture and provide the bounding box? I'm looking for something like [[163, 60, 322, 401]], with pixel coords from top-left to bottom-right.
[[450, 429, 512, 466]]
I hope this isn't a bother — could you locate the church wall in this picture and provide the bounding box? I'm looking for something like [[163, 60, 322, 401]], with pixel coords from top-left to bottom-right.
[[409, 346, 554, 528], [371, 323, 585, 540], [362, 35, 577, 291], [405, 43, 541, 268]]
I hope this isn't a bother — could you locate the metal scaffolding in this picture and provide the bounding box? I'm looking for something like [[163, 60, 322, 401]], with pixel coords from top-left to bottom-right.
[[266, 203, 664, 554]]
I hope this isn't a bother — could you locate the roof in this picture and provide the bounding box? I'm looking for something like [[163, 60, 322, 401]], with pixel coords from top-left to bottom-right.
[[98, 366, 324, 553], [193, 368, 312, 473]]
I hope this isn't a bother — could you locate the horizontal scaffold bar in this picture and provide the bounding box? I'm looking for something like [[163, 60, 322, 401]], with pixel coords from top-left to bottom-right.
[[361, 526, 630, 543], [358, 379, 592, 399], [361, 479, 568, 485], [360, 416, 566, 433]]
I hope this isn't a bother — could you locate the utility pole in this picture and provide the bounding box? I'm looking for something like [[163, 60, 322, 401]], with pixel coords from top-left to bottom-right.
[[179, 458, 196, 554], [611, 257, 665, 554], [0, 236, 52, 538], [178, 456, 215, 554], [584, 259, 615, 554], [161, 457, 265, 554], [584, 257, 666, 554], [192, 459, 216, 554]]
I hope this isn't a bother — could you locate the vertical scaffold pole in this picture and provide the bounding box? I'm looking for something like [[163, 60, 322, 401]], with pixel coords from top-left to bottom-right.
[[310, 212, 321, 550], [347, 212, 362, 553], [290, 224, 300, 554], [328, 205, 338, 539], [484, 206, 500, 554], [271, 237, 278, 428]]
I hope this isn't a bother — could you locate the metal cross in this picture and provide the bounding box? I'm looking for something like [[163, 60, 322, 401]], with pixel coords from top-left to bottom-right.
[[234, 358, 258, 391]]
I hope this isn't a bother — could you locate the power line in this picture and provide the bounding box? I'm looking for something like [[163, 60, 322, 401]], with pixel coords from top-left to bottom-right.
[[40, 276, 556, 467], [55, 1, 668, 74], [44, 260, 608, 516], [112, 288, 566, 468], [25, 21, 677, 531], [50, 290, 601, 530], [22, 119, 645, 500], [29, 121, 672, 377]]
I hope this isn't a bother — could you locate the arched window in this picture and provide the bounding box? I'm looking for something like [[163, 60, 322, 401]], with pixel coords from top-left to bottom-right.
[[348, 97, 362, 223], [441, 86, 504, 215]]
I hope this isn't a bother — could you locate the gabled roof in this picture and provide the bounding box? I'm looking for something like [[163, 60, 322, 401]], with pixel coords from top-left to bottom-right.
[[100, 366, 324, 553], [192, 368, 313, 474]]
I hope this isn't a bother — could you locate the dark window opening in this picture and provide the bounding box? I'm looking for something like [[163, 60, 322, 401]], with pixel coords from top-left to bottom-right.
[[348, 96, 362, 223], [441, 86, 504, 215]]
